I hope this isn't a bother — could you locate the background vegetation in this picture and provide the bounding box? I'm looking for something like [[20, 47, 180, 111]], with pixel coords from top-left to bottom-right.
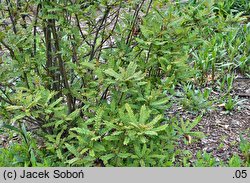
[[0, 0, 249, 167]]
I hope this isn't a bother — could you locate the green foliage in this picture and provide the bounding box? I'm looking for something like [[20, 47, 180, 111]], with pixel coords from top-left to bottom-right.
[[239, 135, 250, 166], [224, 96, 237, 111], [0, 142, 33, 167], [0, 124, 52, 167], [0, 0, 249, 167], [58, 103, 176, 167], [228, 155, 243, 167], [173, 115, 205, 144], [179, 150, 249, 167], [216, 74, 235, 94], [194, 151, 219, 167], [219, 95, 245, 112], [181, 86, 213, 112]]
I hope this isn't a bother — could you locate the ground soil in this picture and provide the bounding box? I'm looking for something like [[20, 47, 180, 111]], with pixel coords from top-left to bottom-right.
[[169, 77, 250, 165]]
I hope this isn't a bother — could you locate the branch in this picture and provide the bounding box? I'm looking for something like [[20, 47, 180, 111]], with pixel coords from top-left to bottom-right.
[[89, 6, 111, 62]]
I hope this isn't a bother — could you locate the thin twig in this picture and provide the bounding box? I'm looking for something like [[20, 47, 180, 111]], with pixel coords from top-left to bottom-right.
[[126, 0, 145, 45], [89, 6, 111, 62]]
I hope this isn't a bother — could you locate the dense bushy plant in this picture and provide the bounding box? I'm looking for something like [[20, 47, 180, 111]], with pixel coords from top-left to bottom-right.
[[0, 0, 249, 167]]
